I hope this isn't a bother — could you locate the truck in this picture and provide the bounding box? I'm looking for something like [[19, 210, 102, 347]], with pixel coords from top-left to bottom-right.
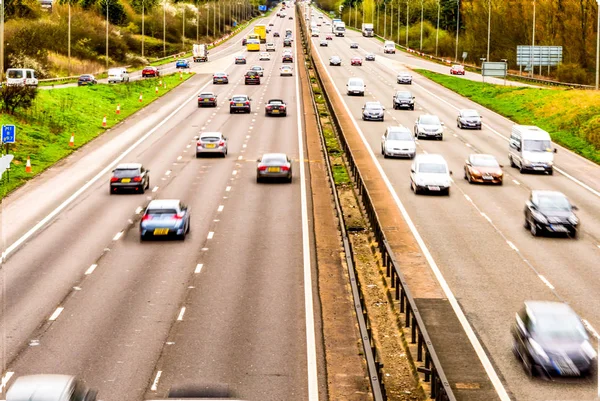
[[254, 24, 267, 43], [333, 21, 346, 36], [192, 44, 208, 62], [361, 23, 374, 37]]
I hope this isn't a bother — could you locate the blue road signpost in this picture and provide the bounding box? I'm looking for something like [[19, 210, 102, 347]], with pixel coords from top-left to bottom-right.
[[258, 5, 267, 11], [2, 125, 16, 181]]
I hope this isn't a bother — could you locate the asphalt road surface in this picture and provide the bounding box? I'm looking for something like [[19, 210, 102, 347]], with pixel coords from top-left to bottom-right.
[[308, 8, 600, 401], [0, 8, 325, 401]]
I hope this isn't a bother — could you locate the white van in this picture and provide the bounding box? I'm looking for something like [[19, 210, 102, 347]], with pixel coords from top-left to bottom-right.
[[108, 67, 130, 83], [383, 40, 396, 54], [509, 125, 556, 174], [6, 68, 38, 87], [346, 77, 365, 96]]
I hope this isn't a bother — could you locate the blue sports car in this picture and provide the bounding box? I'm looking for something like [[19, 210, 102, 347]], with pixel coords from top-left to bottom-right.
[[176, 59, 190, 69], [140, 199, 191, 240]]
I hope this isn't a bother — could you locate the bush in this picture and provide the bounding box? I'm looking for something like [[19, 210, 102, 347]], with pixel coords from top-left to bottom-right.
[[0, 86, 38, 114], [555, 63, 590, 85]]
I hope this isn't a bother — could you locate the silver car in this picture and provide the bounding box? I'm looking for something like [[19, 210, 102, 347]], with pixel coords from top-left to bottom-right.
[[259, 52, 271, 61], [381, 126, 416, 158], [414, 114, 444, 140], [250, 65, 264, 76], [397, 72, 413, 84], [410, 154, 453, 195], [329, 56, 342, 66], [256, 153, 292, 183], [457, 109, 482, 130], [362, 101, 385, 121], [6, 375, 97, 401], [196, 132, 228, 157]]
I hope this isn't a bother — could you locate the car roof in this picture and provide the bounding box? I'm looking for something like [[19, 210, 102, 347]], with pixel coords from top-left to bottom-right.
[[398, 71, 411, 75], [531, 190, 568, 199], [419, 114, 439, 119], [147, 199, 181, 209], [414, 154, 447, 164], [395, 90, 412, 95], [524, 301, 577, 318], [261, 153, 287, 160], [470, 153, 496, 161], [115, 163, 142, 170], [232, 94, 248, 98], [200, 131, 223, 138], [7, 374, 75, 401], [199, 92, 215, 95], [268, 99, 285, 103], [460, 109, 478, 113], [214, 72, 227, 75], [365, 101, 382, 107]]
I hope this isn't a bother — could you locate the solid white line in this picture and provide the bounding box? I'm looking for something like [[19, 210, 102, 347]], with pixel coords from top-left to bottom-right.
[[296, 18, 319, 401], [0, 371, 14, 393], [207, 231, 214, 239], [150, 371, 162, 391], [312, 43, 511, 401], [217, 205, 224, 212], [195, 263, 203, 273], [538, 274, 555, 290], [112, 231, 123, 241], [177, 307, 186, 321], [582, 319, 600, 340], [506, 241, 519, 252], [85, 264, 98, 275], [463, 194, 472, 203], [49, 307, 64, 321]]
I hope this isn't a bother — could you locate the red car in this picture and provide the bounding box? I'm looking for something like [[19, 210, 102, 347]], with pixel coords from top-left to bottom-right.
[[142, 66, 160, 77], [326, 35, 333, 40], [450, 65, 465, 75], [351, 57, 362, 66]]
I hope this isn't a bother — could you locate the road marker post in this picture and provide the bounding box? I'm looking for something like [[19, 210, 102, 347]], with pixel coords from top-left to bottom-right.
[[69, 133, 75, 147]]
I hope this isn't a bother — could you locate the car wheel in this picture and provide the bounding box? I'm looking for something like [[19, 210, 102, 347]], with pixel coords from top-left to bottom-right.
[[196, 153, 200, 158], [110, 187, 115, 195], [287, 176, 292, 183], [509, 155, 516, 168], [569, 229, 578, 239], [519, 163, 526, 174], [411, 106, 415, 110], [438, 135, 443, 141], [464, 169, 468, 180], [139, 184, 145, 194], [140, 235, 145, 242], [230, 109, 234, 114], [524, 216, 530, 229], [146, 179, 150, 189], [548, 168, 553, 176], [530, 220, 539, 237], [256, 177, 261, 183]]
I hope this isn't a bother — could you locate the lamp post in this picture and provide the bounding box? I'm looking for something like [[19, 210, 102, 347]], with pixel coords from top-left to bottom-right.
[[182, 4, 185, 50], [530, 0, 535, 77], [141, 0, 145, 58], [0, 0, 4, 84], [206, 2, 210, 36], [419, 0, 423, 50], [163, 0, 166, 56], [486, 0, 491, 62], [480, 57, 486, 82], [501, 58, 507, 86], [106, 0, 110, 69], [454, 0, 460, 62], [68, 2, 71, 75], [596, 0, 599, 89], [435, 0, 440, 56], [405, 0, 409, 47], [383, 2, 386, 38], [376, 0, 379, 34], [397, 2, 400, 43], [390, 1, 393, 40]]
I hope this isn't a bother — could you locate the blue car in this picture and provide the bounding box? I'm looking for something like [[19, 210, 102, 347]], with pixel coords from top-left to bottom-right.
[[140, 199, 191, 241], [176, 59, 190, 69]]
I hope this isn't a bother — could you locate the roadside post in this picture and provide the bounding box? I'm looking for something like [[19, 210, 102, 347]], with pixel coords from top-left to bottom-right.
[[482, 61, 507, 86], [1, 125, 16, 182]]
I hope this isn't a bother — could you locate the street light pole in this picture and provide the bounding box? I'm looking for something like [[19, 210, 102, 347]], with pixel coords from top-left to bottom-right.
[[596, 0, 599, 89], [106, 0, 109, 69], [0, 0, 4, 84], [486, 0, 491, 61], [163, 0, 166, 56], [384, 2, 386, 38], [68, 2, 71, 75], [397, 3, 400, 43], [405, 0, 409, 47], [455, 0, 460, 62], [435, 0, 440, 56], [419, 0, 423, 50], [531, 0, 535, 77], [142, 0, 145, 58]]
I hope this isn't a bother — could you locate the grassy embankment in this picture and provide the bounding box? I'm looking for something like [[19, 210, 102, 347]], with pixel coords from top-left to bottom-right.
[[416, 70, 600, 165], [1, 73, 193, 197]]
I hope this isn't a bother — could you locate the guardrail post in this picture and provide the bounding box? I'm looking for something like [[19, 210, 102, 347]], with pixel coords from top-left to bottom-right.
[[417, 333, 423, 362], [411, 316, 417, 344]]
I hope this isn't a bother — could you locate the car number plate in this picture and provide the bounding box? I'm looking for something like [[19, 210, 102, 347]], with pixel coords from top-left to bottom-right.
[[204, 99, 209, 102], [534, 166, 545, 171], [236, 103, 244, 107], [206, 144, 216, 148], [154, 228, 169, 235], [483, 176, 493, 180], [121, 178, 131, 183], [268, 167, 280, 173], [272, 110, 279, 113], [428, 186, 440, 191]]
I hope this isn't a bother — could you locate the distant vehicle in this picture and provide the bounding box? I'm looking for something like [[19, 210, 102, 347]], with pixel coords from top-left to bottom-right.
[[311, 28, 320, 37], [283, 38, 292, 47], [259, 52, 271, 61], [176, 59, 190, 68], [39, 0, 53, 11], [212, 72, 229, 84], [450, 64, 465, 75], [350, 42, 359, 49], [110, 163, 150, 194], [333, 20, 345, 36], [414, 114, 444, 140], [229, 94, 252, 113], [256, 153, 293, 183], [266, 42, 276, 51], [77, 74, 97, 86], [142, 66, 160, 77], [326, 35, 333, 40], [192, 44, 208, 62], [198, 91, 217, 107], [265, 99, 287, 116], [140, 199, 190, 241], [107, 67, 129, 83], [346, 77, 365, 96], [196, 131, 228, 157], [362, 101, 385, 121], [383, 40, 396, 54], [254, 24, 267, 43], [509, 125, 556, 174], [273, 32, 280, 37], [464, 154, 503, 184], [381, 126, 416, 159], [329, 56, 342, 66], [242, 38, 247, 45], [361, 22, 374, 37], [235, 55, 247, 64], [280, 65, 293, 76], [282, 52, 293, 62], [351, 57, 362, 66], [288, 16, 293, 19], [365, 53, 375, 61], [6, 375, 97, 401], [269, 22, 274, 26], [319, 40, 328, 47], [392, 90, 415, 110], [245, 70, 261, 84], [250, 65, 264, 76], [524, 190, 579, 237], [396, 72, 412, 84], [457, 109, 482, 129], [512, 301, 595, 377], [410, 154, 452, 195], [246, 38, 260, 51]]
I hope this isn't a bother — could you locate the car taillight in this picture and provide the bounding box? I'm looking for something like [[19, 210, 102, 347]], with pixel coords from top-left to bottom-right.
[[219, 141, 225, 146], [210, 98, 215, 101], [173, 214, 184, 220], [110, 177, 119, 182], [258, 166, 268, 171], [281, 166, 290, 171], [133, 176, 142, 182], [142, 214, 152, 221], [245, 101, 250, 105], [197, 141, 202, 146], [266, 106, 272, 110]]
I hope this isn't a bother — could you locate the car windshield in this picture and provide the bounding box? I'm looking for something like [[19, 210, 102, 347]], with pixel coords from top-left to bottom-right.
[[471, 157, 499, 167], [524, 139, 552, 152], [114, 168, 140, 177], [388, 131, 412, 141], [396, 92, 411, 99], [532, 313, 587, 342], [418, 163, 447, 173], [537, 195, 571, 212], [232, 96, 247, 102], [349, 80, 362, 86], [7, 70, 24, 78], [366, 104, 382, 111], [462, 110, 479, 117], [262, 155, 287, 163], [420, 116, 441, 125]]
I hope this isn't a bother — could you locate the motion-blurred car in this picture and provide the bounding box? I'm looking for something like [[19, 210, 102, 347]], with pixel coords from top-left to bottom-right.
[[319, 40, 328, 47], [140, 199, 190, 241], [235, 55, 247, 64], [414, 114, 444, 140], [410, 154, 452, 195], [196, 131, 228, 157], [266, 42, 276, 51], [464, 154, 503, 184], [242, 38, 247, 45], [450, 64, 465, 75], [269, 22, 274, 26], [250, 65, 264, 76], [198, 91, 217, 107], [512, 301, 595, 377], [213, 72, 229, 84], [350, 42, 359, 49], [280, 65, 293, 76], [362, 102, 385, 121], [265, 99, 287, 116], [283, 38, 292, 46], [110, 163, 150, 194], [245, 70, 261, 84], [282, 52, 293, 62], [229, 94, 252, 113], [396, 72, 412, 84], [77, 74, 97, 86], [176, 59, 190, 69], [6, 375, 97, 401], [381, 126, 416, 159], [256, 153, 293, 183], [365, 53, 376, 61], [329, 56, 342, 66], [288, 16, 293, 19], [457, 109, 482, 129], [326, 35, 333, 40], [259, 52, 271, 61], [311, 30, 320, 37], [524, 190, 579, 238], [142, 66, 160, 77], [393, 90, 415, 110], [351, 57, 362, 66], [274, 32, 280, 37]]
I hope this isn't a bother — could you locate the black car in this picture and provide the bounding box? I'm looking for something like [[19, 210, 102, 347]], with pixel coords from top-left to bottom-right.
[[512, 301, 596, 378], [242, 38, 247, 45], [282, 52, 293, 62], [393, 90, 415, 110], [198, 92, 217, 107], [212, 72, 229, 84], [274, 32, 280, 37], [524, 190, 579, 238], [265, 99, 287, 116], [229, 94, 252, 113], [365, 53, 376, 61], [329, 56, 342, 66], [350, 43, 359, 49], [77, 74, 97, 86], [457, 109, 482, 130], [110, 163, 150, 194], [244, 71, 260, 85], [283, 38, 292, 47]]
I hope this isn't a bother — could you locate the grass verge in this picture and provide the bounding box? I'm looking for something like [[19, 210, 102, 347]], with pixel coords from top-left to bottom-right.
[[1, 72, 193, 197], [416, 69, 600, 165]]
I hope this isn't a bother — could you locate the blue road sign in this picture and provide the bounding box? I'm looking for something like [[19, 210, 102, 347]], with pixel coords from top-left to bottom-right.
[[2, 125, 16, 144], [258, 5, 267, 11]]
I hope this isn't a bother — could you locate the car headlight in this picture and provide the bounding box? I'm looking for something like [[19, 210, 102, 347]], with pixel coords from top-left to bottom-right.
[[547, 161, 554, 166], [471, 169, 481, 176], [568, 215, 579, 225], [523, 159, 532, 166], [529, 339, 550, 363], [581, 341, 597, 360], [532, 211, 548, 224], [416, 177, 426, 186]]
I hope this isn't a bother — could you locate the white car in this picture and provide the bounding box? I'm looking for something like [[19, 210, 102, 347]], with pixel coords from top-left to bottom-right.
[[414, 114, 444, 140], [280, 65, 293, 76], [107, 67, 129, 83], [250, 65, 265, 76], [410, 154, 452, 195], [311, 29, 320, 37], [346, 77, 365, 96], [259, 52, 271, 61], [381, 126, 416, 159], [266, 42, 276, 51]]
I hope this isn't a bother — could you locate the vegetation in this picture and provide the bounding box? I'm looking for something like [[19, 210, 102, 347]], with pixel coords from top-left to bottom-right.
[[416, 69, 600, 165], [0, 73, 192, 196], [0, 86, 38, 113]]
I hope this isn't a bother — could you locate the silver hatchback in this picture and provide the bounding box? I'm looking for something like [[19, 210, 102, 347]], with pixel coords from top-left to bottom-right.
[[196, 132, 228, 157], [256, 153, 292, 183]]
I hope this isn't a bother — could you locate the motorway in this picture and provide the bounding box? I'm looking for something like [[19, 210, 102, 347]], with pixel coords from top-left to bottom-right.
[[0, 8, 325, 401], [308, 9, 600, 401]]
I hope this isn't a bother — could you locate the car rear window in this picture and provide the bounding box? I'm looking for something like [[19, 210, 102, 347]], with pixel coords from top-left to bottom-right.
[[269, 100, 283, 105], [262, 155, 287, 164], [349, 79, 363, 86], [114, 168, 140, 177], [396, 92, 411, 99], [388, 131, 412, 140], [200, 136, 220, 142], [420, 116, 441, 125], [232, 96, 247, 102], [147, 209, 178, 215]]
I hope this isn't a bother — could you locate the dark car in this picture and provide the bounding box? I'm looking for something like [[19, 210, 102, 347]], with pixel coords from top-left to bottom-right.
[[176, 59, 190, 69], [244, 71, 261, 85], [269, 22, 274, 26], [77, 74, 97, 86], [362, 102, 385, 121], [242, 38, 247, 45], [464, 154, 503, 184], [257, 153, 292, 183], [393, 90, 415, 110], [524, 190, 579, 238], [350, 42, 359, 49], [265, 99, 287, 116], [329, 56, 342, 66], [283, 38, 292, 47], [274, 32, 280, 37], [198, 91, 217, 107], [140, 199, 190, 241], [288, 16, 293, 19], [142, 66, 160, 77], [457, 109, 482, 130], [213, 72, 229, 84], [512, 301, 596, 378], [6, 375, 97, 401], [109, 163, 150, 194], [229, 94, 252, 113], [365, 53, 376, 61], [282, 52, 293, 62], [235, 55, 246, 64]]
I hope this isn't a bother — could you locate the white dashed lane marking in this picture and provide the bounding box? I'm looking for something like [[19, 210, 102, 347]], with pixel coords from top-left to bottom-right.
[[512, 180, 520, 185], [217, 205, 224, 212], [207, 232, 214, 240], [225, 186, 231, 191], [49, 307, 64, 321], [85, 264, 98, 275], [538, 275, 555, 290], [152, 186, 159, 192], [195, 264, 203, 273], [113, 231, 124, 241], [177, 307, 186, 321], [150, 371, 162, 391]]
